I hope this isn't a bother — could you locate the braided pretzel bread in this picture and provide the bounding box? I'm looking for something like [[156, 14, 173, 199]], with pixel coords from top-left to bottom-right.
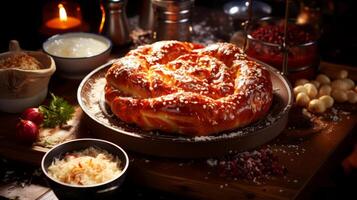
[[105, 41, 273, 136]]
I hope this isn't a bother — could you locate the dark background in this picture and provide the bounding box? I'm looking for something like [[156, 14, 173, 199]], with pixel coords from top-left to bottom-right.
[[1, 0, 357, 65]]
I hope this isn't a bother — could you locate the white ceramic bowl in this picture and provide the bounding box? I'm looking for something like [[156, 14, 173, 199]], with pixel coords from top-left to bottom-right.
[[43, 32, 112, 80], [41, 138, 129, 199]]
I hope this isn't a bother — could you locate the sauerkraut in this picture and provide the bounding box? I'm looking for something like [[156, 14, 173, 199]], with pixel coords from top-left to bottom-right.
[[47, 147, 122, 185]]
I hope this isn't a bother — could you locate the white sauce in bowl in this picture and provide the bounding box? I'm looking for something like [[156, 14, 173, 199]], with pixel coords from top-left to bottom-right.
[[45, 37, 108, 58]]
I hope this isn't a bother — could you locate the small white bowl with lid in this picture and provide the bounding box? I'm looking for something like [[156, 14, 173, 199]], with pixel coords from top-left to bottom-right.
[[43, 32, 112, 79]]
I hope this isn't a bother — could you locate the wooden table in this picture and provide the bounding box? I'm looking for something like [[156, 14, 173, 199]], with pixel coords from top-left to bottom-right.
[[0, 61, 356, 200]]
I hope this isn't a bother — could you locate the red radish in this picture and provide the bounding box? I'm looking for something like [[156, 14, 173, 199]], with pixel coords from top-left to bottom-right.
[[21, 108, 44, 125], [16, 119, 39, 144]]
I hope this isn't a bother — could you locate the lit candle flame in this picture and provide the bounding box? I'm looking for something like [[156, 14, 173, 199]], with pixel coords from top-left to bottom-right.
[[45, 3, 81, 30], [58, 4, 68, 22]]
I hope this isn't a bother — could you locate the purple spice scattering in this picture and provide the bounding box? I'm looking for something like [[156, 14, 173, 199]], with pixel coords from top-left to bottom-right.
[[208, 148, 287, 182]]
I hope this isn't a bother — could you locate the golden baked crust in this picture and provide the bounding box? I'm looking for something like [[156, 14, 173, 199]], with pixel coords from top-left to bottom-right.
[[105, 41, 273, 136]]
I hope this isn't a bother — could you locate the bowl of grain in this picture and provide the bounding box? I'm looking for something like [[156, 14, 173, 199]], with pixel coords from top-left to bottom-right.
[[0, 40, 56, 113], [41, 138, 129, 200]]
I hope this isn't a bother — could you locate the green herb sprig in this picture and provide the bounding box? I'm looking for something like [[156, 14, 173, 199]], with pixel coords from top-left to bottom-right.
[[39, 93, 75, 128]]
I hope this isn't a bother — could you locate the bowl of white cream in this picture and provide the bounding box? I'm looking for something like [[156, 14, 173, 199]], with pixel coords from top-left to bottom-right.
[[43, 32, 112, 79]]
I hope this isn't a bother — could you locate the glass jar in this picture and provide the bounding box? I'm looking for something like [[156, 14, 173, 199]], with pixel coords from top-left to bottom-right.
[[246, 17, 320, 83], [152, 0, 194, 41]]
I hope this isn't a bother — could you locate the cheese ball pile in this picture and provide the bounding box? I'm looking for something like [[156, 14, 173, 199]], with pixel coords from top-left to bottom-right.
[[293, 70, 357, 113]]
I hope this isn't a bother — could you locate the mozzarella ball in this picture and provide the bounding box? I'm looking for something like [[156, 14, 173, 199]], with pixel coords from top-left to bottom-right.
[[319, 85, 332, 96], [295, 79, 309, 86], [316, 74, 331, 85], [296, 92, 310, 107], [304, 83, 318, 98], [293, 85, 307, 96], [343, 78, 355, 89], [310, 80, 321, 89], [319, 95, 334, 108], [308, 99, 326, 113], [302, 108, 312, 118], [347, 90, 357, 104], [331, 90, 348, 103], [331, 79, 352, 91], [337, 70, 348, 79]]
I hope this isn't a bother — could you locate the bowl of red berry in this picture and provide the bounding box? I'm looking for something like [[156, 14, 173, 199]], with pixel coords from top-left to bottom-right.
[[246, 17, 320, 83]]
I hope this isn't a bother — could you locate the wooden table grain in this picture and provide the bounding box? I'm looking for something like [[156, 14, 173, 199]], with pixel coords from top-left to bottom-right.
[[0, 62, 356, 200]]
